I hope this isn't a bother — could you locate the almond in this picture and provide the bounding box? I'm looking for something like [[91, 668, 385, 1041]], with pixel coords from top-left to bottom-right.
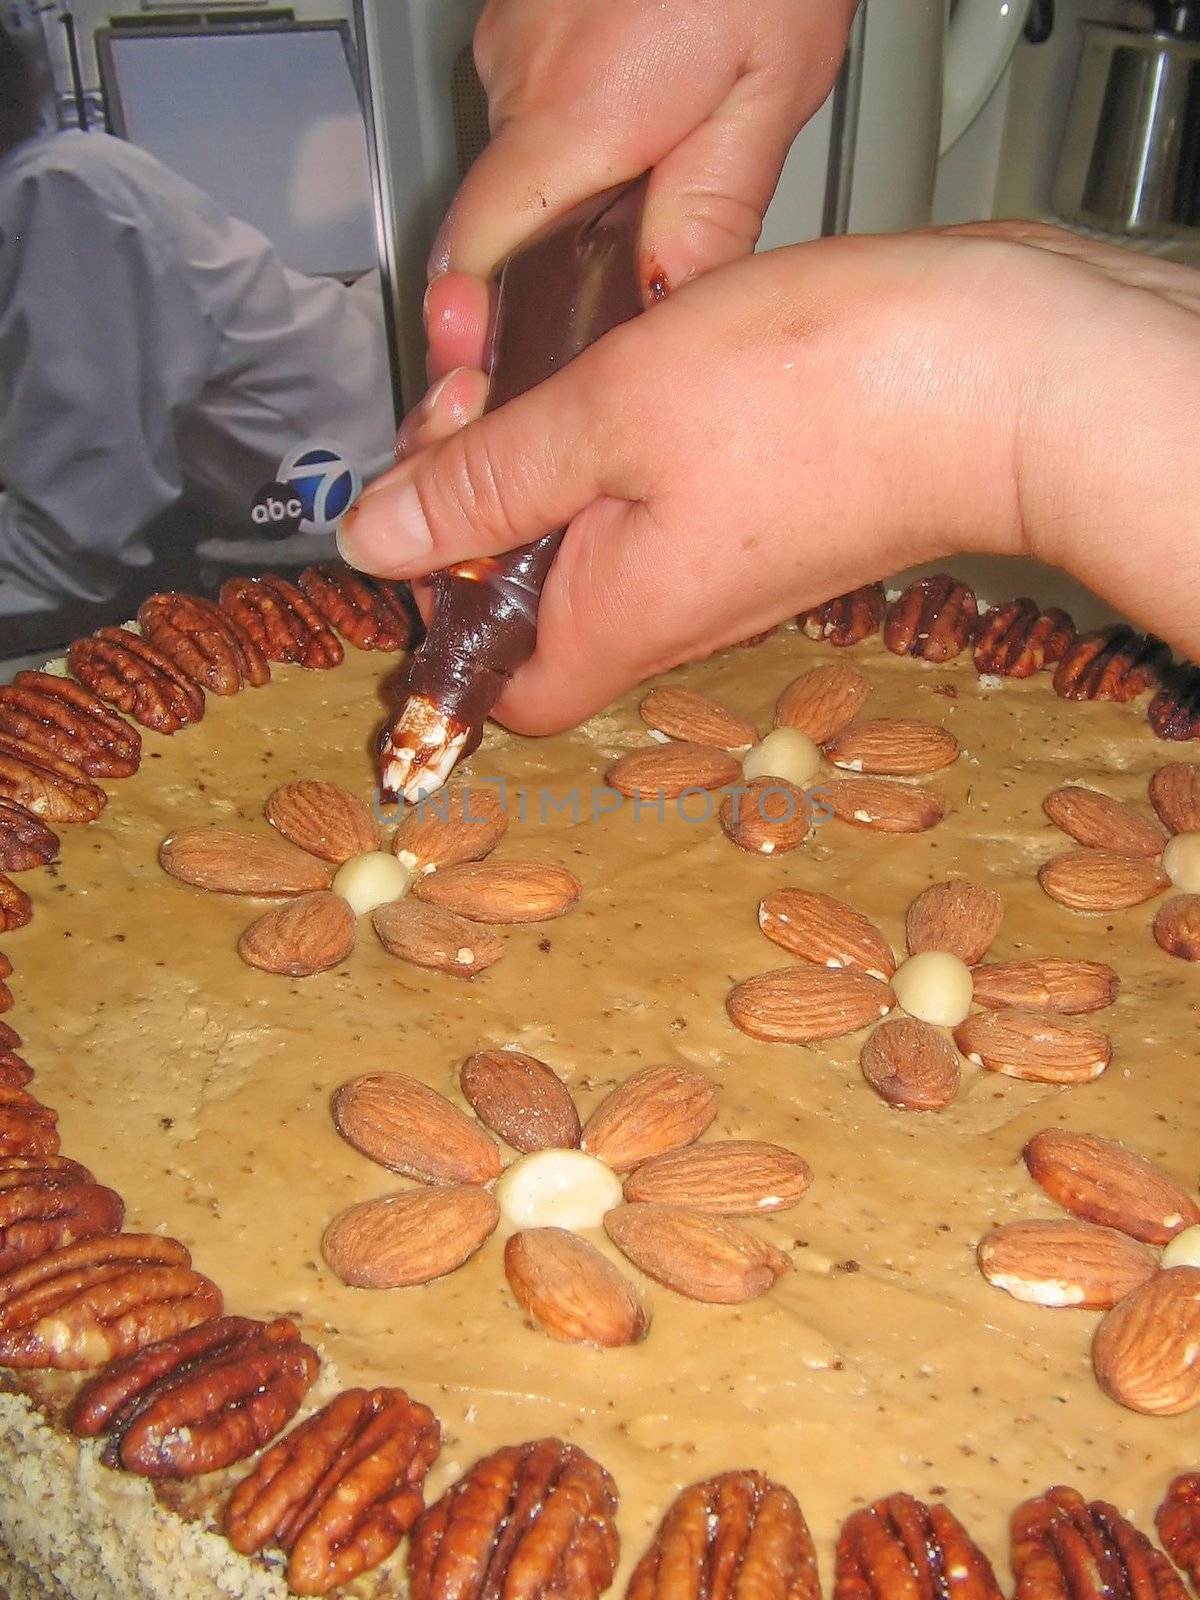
[[372, 899, 505, 977], [332, 1072, 502, 1185], [1154, 895, 1200, 962], [977, 1219, 1158, 1309], [953, 1010, 1111, 1084], [1150, 764, 1200, 835], [160, 827, 331, 895], [719, 779, 810, 856], [604, 1203, 791, 1303], [639, 688, 756, 750], [727, 966, 894, 1044], [460, 1050, 581, 1153], [905, 880, 1003, 964], [860, 1017, 960, 1111], [1093, 1267, 1200, 1415], [391, 786, 508, 873], [970, 958, 1118, 1015], [237, 891, 355, 976], [823, 718, 959, 776], [264, 780, 379, 863], [1038, 850, 1169, 911], [773, 664, 870, 744], [412, 861, 581, 923], [820, 777, 947, 833], [758, 888, 896, 978], [1042, 787, 1165, 858], [606, 743, 741, 799], [623, 1139, 812, 1214], [321, 1186, 499, 1287], [503, 1227, 647, 1346], [1023, 1128, 1200, 1244], [581, 1065, 717, 1172]]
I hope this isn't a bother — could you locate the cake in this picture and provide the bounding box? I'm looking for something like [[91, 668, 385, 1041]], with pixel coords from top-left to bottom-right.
[[1, 569, 1199, 1600]]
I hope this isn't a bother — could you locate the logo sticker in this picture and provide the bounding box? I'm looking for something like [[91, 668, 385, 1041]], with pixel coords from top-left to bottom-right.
[[275, 441, 361, 533], [248, 481, 305, 539]]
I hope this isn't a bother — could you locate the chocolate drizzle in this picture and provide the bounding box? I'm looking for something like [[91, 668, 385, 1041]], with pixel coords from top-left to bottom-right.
[[379, 174, 649, 802]]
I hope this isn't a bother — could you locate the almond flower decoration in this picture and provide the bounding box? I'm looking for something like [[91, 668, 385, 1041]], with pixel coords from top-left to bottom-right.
[[727, 880, 1120, 1110], [978, 1128, 1200, 1417], [607, 664, 958, 856], [159, 781, 580, 978], [322, 1052, 813, 1346], [1038, 763, 1200, 962]]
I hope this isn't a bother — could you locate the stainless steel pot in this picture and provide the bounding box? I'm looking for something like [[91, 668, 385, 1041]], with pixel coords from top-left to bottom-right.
[[1052, 14, 1200, 237]]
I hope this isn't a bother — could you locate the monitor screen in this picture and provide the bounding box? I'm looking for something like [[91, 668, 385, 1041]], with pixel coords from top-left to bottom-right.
[[96, 23, 377, 280]]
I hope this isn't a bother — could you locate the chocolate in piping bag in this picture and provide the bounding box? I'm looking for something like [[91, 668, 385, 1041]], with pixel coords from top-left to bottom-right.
[[378, 173, 649, 803]]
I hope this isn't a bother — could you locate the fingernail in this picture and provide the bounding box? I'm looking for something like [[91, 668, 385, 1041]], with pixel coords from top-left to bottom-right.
[[427, 214, 452, 279], [422, 273, 444, 327], [424, 371, 451, 411], [335, 506, 364, 568], [337, 482, 433, 575]]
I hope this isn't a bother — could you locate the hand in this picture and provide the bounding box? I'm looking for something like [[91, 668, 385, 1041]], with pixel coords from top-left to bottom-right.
[[421, 0, 857, 383], [437, 0, 856, 283], [341, 226, 1200, 733]]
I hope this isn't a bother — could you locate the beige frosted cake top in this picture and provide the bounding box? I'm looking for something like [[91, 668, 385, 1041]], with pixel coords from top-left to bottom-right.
[[1, 570, 1200, 1600]]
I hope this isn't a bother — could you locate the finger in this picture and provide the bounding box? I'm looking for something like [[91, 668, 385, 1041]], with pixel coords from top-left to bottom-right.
[[429, 113, 650, 280], [337, 343, 634, 579], [394, 367, 489, 463], [640, 77, 804, 287], [432, 0, 856, 282], [425, 273, 493, 379], [434, 75, 811, 292], [428, 17, 745, 282]]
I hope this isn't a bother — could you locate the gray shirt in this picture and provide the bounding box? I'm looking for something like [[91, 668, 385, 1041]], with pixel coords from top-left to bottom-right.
[[0, 129, 396, 627]]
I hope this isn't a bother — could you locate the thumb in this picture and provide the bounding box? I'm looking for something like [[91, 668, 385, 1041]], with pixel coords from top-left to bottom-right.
[[336, 355, 624, 580]]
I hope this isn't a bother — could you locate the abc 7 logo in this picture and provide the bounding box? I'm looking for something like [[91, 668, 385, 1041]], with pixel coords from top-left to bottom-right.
[[250, 444, 361, 538]]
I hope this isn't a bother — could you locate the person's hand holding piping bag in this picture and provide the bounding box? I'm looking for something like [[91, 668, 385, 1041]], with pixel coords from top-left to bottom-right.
[[338, 1, 1200, 794], [342, 220, 1200, 726], [339, 0, 858, 801], [422, 0, 859, 372]]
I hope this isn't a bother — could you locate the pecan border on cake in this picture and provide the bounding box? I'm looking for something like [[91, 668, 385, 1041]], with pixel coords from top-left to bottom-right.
[[807, 574, 1200, 751]]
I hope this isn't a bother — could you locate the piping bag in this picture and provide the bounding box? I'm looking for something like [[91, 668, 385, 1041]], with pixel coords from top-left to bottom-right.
[[378, 172, 650, 803]]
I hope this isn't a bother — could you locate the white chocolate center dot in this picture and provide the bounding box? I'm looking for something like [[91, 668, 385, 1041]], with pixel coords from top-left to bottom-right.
[[331, 851, 413, 916], [743, 729, 822, 788], [1163, 1224, 1200, 1269], [494, 1149, 623, 1232], [891, 951, 974, 1027], [1163, 832, 1200, 894]]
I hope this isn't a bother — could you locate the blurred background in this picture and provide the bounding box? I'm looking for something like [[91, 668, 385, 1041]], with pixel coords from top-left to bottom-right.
[[2, 0, 1196, 661]]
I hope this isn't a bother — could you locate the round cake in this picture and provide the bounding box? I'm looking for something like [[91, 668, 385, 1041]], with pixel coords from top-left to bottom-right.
[[1, 569, 1198, 1600]]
